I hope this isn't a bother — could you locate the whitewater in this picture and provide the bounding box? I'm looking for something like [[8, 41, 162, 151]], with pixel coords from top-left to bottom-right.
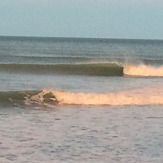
[[123, 64, 163, 77], [0, 36, 163, 163], [24, 85, 163, 106]]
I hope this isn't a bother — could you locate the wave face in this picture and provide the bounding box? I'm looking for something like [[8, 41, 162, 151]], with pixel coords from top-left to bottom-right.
[[0, 63, 123, 76], [1, 87, 163, 107]]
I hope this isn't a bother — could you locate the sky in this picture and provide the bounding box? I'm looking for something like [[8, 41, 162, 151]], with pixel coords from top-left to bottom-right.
[[0, 0, 163, 39]]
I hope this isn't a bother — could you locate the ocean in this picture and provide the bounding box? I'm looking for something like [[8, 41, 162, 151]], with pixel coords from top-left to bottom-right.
[[0, 36, 163, 163]]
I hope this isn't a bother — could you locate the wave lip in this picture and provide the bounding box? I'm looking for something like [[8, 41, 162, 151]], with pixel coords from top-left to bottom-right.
[[123, 64, 163, 77]]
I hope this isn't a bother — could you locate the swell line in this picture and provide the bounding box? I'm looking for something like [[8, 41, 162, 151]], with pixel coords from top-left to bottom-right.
[[0, 63, 163, 77], [0, 63, 123, 76]]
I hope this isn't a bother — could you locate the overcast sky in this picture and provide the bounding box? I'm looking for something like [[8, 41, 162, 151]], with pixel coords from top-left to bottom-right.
[[0, 0, 163, 39]]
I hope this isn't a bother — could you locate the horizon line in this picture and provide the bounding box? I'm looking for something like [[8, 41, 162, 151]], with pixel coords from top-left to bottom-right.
[[0, 35, 163, 41]]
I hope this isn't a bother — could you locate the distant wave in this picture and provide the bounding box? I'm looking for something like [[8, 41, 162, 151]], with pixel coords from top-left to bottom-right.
[[1, 87, 163, 107], [0, 63, 163, 77]]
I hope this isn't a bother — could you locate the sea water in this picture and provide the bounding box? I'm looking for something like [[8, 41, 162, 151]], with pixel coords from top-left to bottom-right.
[[0, 36, 163, 162]]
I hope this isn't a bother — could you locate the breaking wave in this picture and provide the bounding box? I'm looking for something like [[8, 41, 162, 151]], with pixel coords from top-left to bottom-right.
[[1, 87, 163, 107], [0, 63, 163, 77]]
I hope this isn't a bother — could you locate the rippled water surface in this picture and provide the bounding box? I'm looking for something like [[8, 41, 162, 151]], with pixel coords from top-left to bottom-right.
[[1, 106, 163, 163]]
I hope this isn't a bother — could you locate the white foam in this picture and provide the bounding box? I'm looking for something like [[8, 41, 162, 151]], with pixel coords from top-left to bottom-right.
[[123, 64, 163, 77], [28, 87, 163, 106]]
